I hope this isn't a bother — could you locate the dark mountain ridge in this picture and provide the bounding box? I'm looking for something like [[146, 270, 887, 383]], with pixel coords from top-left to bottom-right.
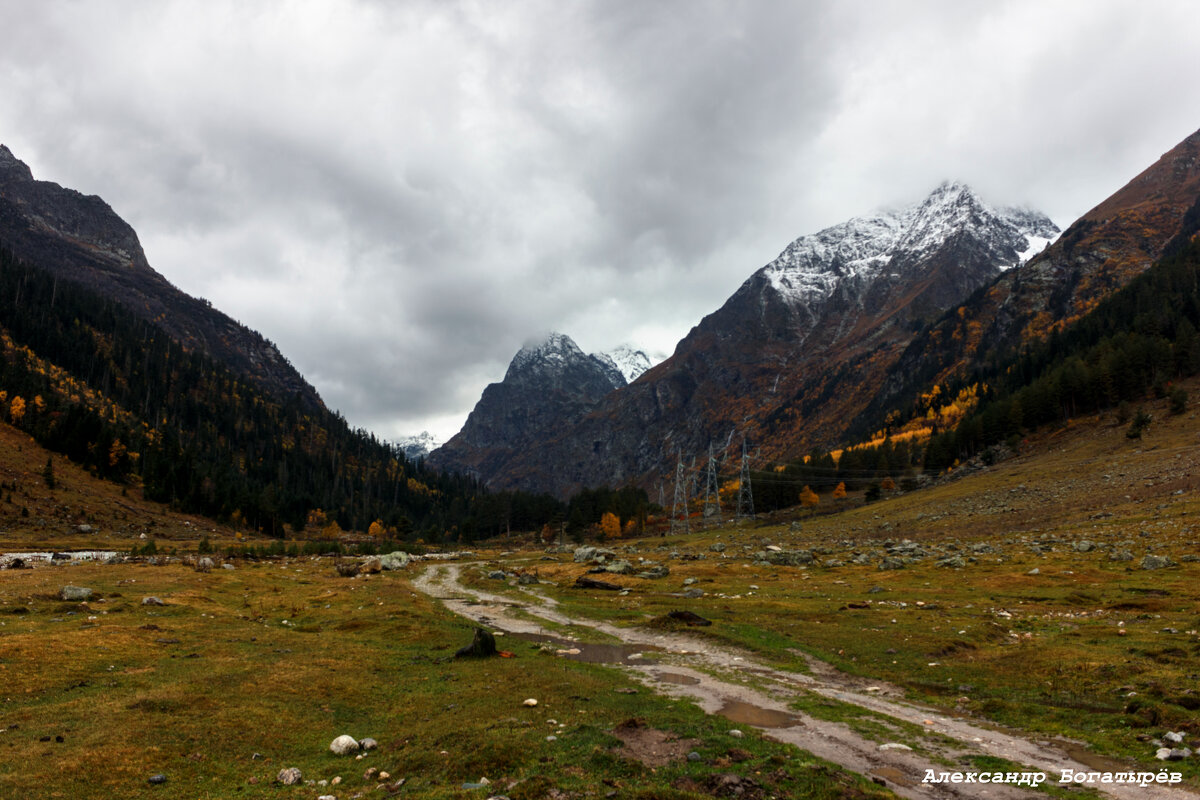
[[0, 145, 321, 409]]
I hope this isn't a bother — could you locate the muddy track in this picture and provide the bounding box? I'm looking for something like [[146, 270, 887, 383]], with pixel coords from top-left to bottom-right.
[[410, 563, 1195, 800]]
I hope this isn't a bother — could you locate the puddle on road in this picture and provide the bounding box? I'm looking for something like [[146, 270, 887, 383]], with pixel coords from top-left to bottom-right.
[[506, 631, 660, 665], [654, 671, 701, 686], [1052, 739, 1132, 772], [717, 699, 803, 729], [869, 766, 917, 788]]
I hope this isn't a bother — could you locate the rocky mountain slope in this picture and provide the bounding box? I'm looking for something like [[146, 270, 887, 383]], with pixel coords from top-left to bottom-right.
[[444, 183, 1058, 496], [858, 127, 1200, 433], [0, 145, 321, 408], [428, 333, 631, 482]]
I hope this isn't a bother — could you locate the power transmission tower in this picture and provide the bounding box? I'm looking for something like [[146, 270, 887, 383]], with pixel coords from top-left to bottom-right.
[[671, 456, 690, 535], [735, 437, 754, 520], [703, 443, 722, 520]]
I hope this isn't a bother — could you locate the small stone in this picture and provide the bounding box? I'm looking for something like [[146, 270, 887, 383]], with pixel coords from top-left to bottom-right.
[[331, 776, 342, 785], [364, 767, 379, 780], [546, 735, 557, 741], [277, 767, 303, 785], [329, 734, 360, 755], [687, 751, 702, 762], [728, 729, 744, 739], [1157, 747, 1174, 760], [1165, 731, 1185, 744], [878, 743, 912, 751], [359, 737, 378, 750], [142, 596, 165, 606], [379, 771, 391, 779], [318, 795, 336, 800], [1027, 568, 1039, 575], [523, 698, 538, 707], [148, 773, 167, 785]]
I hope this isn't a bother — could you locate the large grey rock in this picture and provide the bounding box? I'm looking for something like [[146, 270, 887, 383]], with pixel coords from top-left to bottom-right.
[[604, 560, 635, 575], [1109, 549, 1134, 562], [59, 586, 92, 601], [637, 565, 670, 579], [1142, 555, 1174, 570], [378, 551, 411, 570], [573, 546, 617, 564], [329, 734, 360, 755], [878, 557, 905, 571], [195, 557, 215, 573], [762, 550, 814, 567]]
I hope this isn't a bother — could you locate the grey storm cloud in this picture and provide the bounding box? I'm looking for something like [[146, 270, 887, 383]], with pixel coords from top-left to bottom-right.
[[1, 0, 1199, 442]]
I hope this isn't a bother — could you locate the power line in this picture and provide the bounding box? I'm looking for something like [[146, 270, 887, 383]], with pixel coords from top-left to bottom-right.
[[736, 436, 754, 520], [703, 442, 722, 521], [671, 454, 690, 535]]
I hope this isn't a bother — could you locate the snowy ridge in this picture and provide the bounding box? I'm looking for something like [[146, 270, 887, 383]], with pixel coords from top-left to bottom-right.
[[761, 181, 1059, 308], [506, 332, 625, 389], [397, 431, 441, 460], [598, 344, 657, 383]]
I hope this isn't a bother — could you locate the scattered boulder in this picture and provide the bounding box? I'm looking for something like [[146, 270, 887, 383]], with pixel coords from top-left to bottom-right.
[[709, 542, 727, 553], [195, 557, 215, 573], [760, 549, 813, 567], [936, 556, 966, 568], [141, 596, 165, 607], [378, 551, 411, 570], [59, 586, 92, 602], [637, 565, 669, 579], [603, 560, 636, 575], [1142, 555, 1174, 570], [682, 588, 704, 599], [147, 773, 167, 785], [666, 610, 712, 627], [573, 546, 617, 564], [517, 573, 538, 585], [878, 557, 905, 571], [359, 558, 382, 575], [335, 561, 360, 578], [277, 767, 303, 785], [455, 628, 498, 659], [359, 737, 378, 751], [1109, 549, 1134, 562], [1073, 541, 1095, 553], [574, 576, 622, 591], [329, 734, 360, 756], [487, 570, 508, 580]]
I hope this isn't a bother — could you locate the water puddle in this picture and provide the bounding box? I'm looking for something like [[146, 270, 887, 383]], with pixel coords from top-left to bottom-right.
[[1052, 739, 1132, 772], [654, 671, 701, 686], [869, 766, 917, 788], [717, 699, 803, 729], [506, 631, 660, 665]]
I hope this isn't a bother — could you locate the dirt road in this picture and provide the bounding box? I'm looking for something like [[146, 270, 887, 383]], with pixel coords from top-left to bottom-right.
[[411, 563, 1196, 800]]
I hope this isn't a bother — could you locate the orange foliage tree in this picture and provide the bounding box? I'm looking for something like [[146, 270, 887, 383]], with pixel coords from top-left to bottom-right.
[[832, 481, 847, 500], [600, 511, 621, 540], [800, 486, 819, 507]]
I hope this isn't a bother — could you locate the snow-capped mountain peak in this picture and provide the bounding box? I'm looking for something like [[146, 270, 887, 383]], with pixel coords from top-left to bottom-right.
[[759, 182, 1059, 310], [598, 344, 657, 384], [397, 431, 441, 460], [505, 332, 625, 389]]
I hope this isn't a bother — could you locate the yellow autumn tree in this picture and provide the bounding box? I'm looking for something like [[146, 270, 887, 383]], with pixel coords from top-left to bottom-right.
[[881, 477, 896, 492], [9, 396, 25, 422], [600, 511, 621, 540], [800, 485, 820, 507], [368, 520, 386, 540], [832, 481, 847, 500]]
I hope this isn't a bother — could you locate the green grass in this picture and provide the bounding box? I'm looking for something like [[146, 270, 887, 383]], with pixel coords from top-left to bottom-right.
[[0, 559, 895, 800]]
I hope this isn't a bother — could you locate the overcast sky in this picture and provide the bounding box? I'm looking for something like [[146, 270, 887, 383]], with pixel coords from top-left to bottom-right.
[[2, 1, 1199, 442]]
